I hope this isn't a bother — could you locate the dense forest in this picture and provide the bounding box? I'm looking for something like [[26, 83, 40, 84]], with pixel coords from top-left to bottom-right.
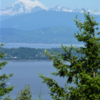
[[0, 47, 85, 60]]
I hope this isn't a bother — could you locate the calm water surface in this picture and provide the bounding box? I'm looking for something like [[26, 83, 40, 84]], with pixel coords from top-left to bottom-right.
[[3, 43, 85, 48], [1, 43, 85, 99], [1, 61, 75, 100]]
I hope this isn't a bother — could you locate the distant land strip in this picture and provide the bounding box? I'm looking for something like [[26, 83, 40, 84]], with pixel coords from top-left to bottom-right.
[[0, 47, 86, 61]]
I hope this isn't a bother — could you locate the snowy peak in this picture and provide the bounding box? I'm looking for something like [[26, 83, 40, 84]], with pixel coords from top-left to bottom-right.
[[56, 5, 62, 10], [0, 0, 100, 16], [0, 0, 49, 15], [50, 5, 73, 12], [50, 6, 100, 15], [14, 0, 49, 11]]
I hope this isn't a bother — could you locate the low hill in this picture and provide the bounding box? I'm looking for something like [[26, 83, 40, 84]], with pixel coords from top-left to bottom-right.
[[0, 26, 84, 44]]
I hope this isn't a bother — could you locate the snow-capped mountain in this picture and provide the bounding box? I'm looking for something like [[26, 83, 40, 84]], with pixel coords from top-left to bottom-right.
[[50, 5, 100, 15], [49, 5, 73, 12], [0, 0, 100, 16], [0, 0, 49, 15]]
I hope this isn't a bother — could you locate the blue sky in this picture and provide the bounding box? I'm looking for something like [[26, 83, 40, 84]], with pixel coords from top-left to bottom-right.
[[0, 0, 100, 11]]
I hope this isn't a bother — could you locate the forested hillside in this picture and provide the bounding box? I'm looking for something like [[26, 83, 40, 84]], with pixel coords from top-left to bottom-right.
[[0, 26, 80, 44], [0, 47, 85, 60]]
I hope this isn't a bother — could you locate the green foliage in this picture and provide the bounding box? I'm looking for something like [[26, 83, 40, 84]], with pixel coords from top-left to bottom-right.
[[3, 94, 12, 100], [14, 85, 32, 100], [39, 9, 100, 100], [34, 87, 48, 100], [0, 47, 85, 61], [0, 43, 14, 99]]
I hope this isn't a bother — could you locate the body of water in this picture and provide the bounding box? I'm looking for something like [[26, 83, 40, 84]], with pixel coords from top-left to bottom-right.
[[1, 43, 84, 99], [3, 43, 85, 49], [1, 61, 75, 100]]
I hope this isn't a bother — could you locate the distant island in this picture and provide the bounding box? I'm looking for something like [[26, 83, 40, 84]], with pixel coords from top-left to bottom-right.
[[0, 47, 85, 61]]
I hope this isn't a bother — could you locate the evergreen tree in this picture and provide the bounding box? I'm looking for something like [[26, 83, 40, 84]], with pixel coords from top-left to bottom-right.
[[3, 94, 12, 100], [14, 85, 32, 100], [0, 43, 14, 99], [39, 9, 100, 100]]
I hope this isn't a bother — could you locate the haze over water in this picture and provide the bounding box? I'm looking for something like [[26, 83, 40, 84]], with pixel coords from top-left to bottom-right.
[[3, 43, 85, 49]]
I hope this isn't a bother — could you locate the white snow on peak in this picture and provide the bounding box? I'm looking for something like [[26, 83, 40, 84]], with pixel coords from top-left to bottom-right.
[[0, 9, 12, 15], [19, 7, 24, 13], [0, 0, 100, 16], [62, 8, 73, 12], [53, 5, 73, 12], [57, 5, 61, 9], [0, 0, 49, 15], [14, 0, 49, 10]]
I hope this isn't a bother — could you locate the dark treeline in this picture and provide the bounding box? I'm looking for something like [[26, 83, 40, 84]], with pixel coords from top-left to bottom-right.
[[0, 47, 85, 60]]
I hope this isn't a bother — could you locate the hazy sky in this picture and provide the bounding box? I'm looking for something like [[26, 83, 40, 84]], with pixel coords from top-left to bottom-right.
[[0, 0, 100, 11]]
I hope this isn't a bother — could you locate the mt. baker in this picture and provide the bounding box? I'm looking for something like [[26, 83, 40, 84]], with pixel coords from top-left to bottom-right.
[[0, 0, 49, 15], [1, 0, 99, 16]]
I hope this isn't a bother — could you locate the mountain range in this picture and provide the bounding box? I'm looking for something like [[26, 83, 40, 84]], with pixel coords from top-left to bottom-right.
[[0, 0, 100, 16], [0, 26, 82, 44], [0, 26, 99, 44], [0, 0, 100, 44], [0, 10, 100, 31]]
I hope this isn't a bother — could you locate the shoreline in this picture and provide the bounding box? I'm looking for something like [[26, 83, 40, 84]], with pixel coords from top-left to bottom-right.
[[0, 60, 50, 62]]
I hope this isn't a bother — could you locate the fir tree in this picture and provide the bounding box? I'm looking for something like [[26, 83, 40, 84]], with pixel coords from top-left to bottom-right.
[[14, 85, 32, 100], [0, 43, 14, 99], [39, 9, 100, 100]]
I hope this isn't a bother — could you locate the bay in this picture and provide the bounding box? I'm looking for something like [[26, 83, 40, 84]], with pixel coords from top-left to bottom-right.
[[3, 43, 85, 49], [1, 61, 75, 100]]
